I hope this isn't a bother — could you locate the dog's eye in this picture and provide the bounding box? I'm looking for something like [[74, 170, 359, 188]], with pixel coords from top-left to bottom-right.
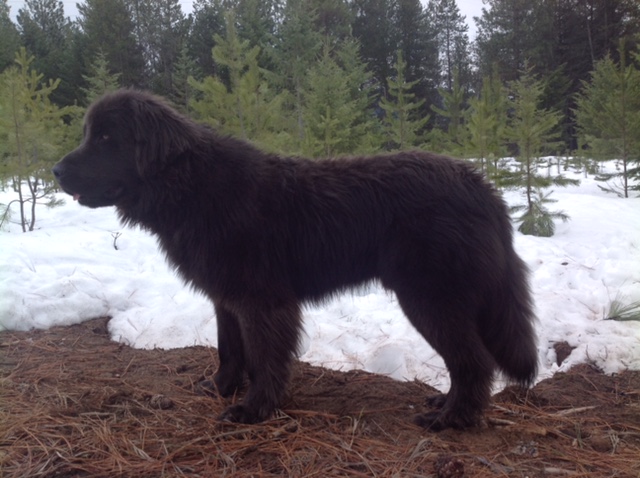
[[101, 134, 110, 141]]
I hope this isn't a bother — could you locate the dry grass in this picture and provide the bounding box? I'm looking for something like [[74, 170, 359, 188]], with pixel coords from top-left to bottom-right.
[[2, 319, 639, 477]]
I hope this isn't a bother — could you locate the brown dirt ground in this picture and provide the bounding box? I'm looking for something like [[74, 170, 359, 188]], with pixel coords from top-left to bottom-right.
[[1, 317, 639, 478]]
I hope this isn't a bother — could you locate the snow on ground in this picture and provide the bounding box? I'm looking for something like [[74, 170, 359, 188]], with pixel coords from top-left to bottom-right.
[[1, 160, 639, 393]]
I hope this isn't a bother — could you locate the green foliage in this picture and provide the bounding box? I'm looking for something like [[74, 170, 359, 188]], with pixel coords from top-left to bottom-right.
[[80, 50, 121, 105], [127, 0, 189, 93], [0, 48, 80, 232], [232, 0, 279, 65], [351, 0, 397, 94], [170, 44, 198, 113], [510, 188, 569, 237], [0, 0, 20, 71], [603, 292, 640, 322], [464, 71, 508, 177], [430, 69, 467, 155], [302, 40, 379, 157], [189, 11, 287, 150], [77, 0, 144, 90], [475, 0, 552, 82], [505, 66, 578, 237], [16, 0, 77, 105], [428, 0, 472, 92], [575, 43, 640, 198], [379, 50, 429, 150], [0, 0, 638, 235], [188, 0, 226, 79], [273, 0, 322, 147]]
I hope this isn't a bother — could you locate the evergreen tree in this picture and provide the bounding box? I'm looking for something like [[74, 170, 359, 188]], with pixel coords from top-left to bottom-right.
[[475, 0, 553, 81], [474, 0, 640, 152], [395, 0, 438, 107], [80, 50, 122, 105], [233, 0, 279, 68], [126, 0, 189, 92], [273, 0, 322, 148], [189, 11, 286, 149], [303, 39, 378, 157], [428, 0, 472, 92], [379, 50, 429, 150], [188, 0, 226, 79], [430, 69, 467, 155], [510, 188, 570, 238], [16, 0, 77, 105], [0, 48, 79, 231], [309, 0, 353, 40], [77, 0, 145, 88], [210, 10, 260, 139], [465, 71, 508, 176], [575, 44, 640, 198], [0, 0, 20, 71], [351, 0, 396, 94], [505, 66, 578, 237], [170, 44, 198, 113], [188, 75, 233, 130]]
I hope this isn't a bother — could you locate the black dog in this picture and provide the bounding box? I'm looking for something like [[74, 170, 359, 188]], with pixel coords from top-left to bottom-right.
[[53, 89, 537, 430]]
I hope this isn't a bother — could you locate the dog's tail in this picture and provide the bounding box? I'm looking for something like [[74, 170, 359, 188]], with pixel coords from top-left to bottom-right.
[[481, 253, 538, 386]]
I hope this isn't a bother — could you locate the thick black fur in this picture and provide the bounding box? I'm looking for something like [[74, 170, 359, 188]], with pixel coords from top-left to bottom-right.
[[53, 90, 538, 431]]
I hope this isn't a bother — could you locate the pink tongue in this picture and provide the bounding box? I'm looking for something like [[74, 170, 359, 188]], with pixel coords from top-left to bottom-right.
[[73, 194, 80, 201]]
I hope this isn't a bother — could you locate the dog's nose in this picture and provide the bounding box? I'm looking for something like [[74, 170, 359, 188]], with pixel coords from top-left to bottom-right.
[[52, 163, 64, 179]]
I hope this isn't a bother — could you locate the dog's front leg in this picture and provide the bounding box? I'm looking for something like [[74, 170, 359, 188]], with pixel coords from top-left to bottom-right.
[[218, 299, 302, 424], [212, 303, 246, 397]]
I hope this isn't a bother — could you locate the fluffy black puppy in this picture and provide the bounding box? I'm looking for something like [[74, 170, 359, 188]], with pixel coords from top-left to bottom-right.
[[53, 89, 537, 431]]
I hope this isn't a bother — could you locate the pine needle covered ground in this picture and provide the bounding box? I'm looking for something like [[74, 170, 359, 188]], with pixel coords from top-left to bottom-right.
[[2, 318, 639, 477]]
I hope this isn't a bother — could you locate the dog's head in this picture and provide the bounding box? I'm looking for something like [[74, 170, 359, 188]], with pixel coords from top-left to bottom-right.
[[53, 89, 199, 208]]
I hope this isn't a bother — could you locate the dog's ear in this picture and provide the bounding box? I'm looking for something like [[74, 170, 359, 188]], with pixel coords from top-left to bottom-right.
[[131, 95, 199, 177]]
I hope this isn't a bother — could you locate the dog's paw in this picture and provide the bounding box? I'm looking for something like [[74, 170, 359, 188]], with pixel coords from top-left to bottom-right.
[[213, 370, 244, 397], [218, 404, 266, 424], [426, 393, 448, 409]]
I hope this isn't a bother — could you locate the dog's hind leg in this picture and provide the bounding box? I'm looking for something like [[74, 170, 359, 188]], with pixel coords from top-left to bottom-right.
[[212, 303, 246, 397], [394, 288, 496, 431], [218, 299, 302, 424]]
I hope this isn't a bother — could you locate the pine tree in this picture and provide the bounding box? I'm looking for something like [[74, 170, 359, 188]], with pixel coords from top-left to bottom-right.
[[428, 0, 472, 92], [211, 10, 257, 138], [430, 69, 467, 155], [505, 66, 578, 237], [233, 0, 279, 63], [273, 0, 322, 148], [395, 0, 439, 117], [379, 50, 429, 150], [16, 0, 77, 105], [302, 39, 378, 157], [126, 0, 189, 92], [0, 48, 80, 231], [80, 50, 122, 105], [465, 71, 508, 177], [351, 0, 397, 95], [77, 0, 145, 89], [170, 44, 198, 113], [189, 11, 287, 149], [575, 43, 640, 198], [0, 0, 20, 71], [188, 0, 226, 79], [475, 0, 552, 81], [308, 0, 353, 40]]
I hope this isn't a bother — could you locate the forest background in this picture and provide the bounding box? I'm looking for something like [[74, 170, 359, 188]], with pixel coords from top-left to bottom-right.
[[1, 0, 639, 233]]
